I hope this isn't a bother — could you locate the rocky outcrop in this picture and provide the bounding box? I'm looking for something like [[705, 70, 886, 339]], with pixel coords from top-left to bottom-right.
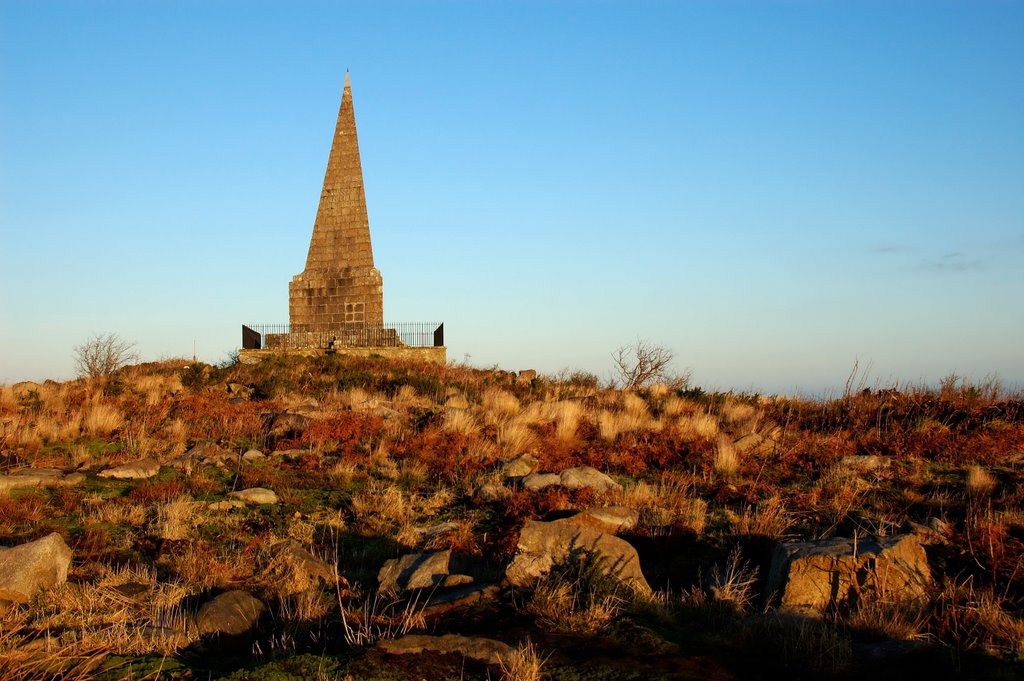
[[766, 534, 932, 613], [378, 634, 514, 666], [98, 458, 160, 480], [195, 590, 266, 637], [0, 533, 73, 604], [505, 520, 650, 593], [378, 550, 489, 594]]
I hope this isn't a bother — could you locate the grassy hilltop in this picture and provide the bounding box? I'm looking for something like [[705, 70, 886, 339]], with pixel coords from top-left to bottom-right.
[[1, 354, 1022, 680]]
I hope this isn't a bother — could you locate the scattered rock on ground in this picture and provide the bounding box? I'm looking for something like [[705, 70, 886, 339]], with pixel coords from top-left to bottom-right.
[[228, 488, 279, 505], [267, 412, 310, 436], [378, 550, 488, 594], [0, 533, 73, 604], [241, 449, 265, 462], [474, 482, 512, 502], [517, 369, 538, 383], [98, 457, 161, 480], [260, 540, 337, 595], [0, 469, 84, 494], [521, 472, 561, 491], [839, 455, 892, 473], [766, 534, 931, 614], [378, 634, 514, 666], [195, 590, 266, 637], [505, 520, 651, 593], [208, 500, 246, 511], [559, 466, 622, 493], [500, 454, 539, 478]]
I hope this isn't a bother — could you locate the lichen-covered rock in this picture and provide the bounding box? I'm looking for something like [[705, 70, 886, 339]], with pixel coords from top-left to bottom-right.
[[378, 634, 514, 666], [378, 550, 488, 594], [521, 472, 561, 491], [195, 590, 266, 636], [0, 469, 84, 495], [228, 487, 279, 505], [98, 457, 161, 480], [505, 520, 650, 593], [0, 533, 73, 603], [766, 534, 932, 613], [500, 453, 539, 478], [261, 540, 336, 595], [558, 466, 621, 493], [557, 506, 639, 534], [267, 412, 310, 436]]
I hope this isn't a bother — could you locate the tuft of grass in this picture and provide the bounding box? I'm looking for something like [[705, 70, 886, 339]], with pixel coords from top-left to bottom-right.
[[499, 639, 548, 681], [966, 465, 997, 495], [83, 401, 123, 436], [714, 436, 739, 477]]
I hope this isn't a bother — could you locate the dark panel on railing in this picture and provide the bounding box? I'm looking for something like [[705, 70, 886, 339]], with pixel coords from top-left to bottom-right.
[[433, 323, 444, 347], [241, 325, 262, 350]]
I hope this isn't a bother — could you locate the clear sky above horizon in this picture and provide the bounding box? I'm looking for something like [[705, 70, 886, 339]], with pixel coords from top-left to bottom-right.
[[2, 1, 1022, 395]]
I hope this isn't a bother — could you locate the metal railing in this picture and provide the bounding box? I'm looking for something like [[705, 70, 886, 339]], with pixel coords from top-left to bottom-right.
[[242, 322, 443, 351]]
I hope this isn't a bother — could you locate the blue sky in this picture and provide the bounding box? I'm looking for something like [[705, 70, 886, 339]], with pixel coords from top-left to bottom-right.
[[2, 1, 1022, 394]]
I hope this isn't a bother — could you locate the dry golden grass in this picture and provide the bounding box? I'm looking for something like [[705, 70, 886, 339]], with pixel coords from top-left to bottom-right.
[[82, 401, 123, 436], [719, 399, 760, 435], [616, 480, 707, 533], [733, 496, 793, 538], [661, 396, 694, 418], [497, 420, 536, 455], [547, 400, 584, 441], [156, 495, 201, 541], [597, 400, 659, 440], [442, 407, 480, 436], [499, 640, 548, 681], [707, 547, 758, 614], [675, 412, 719, 441], [83, 495, 147, 527], [646, 383, 671, 399], [846, 597, 929, 641], [714, 436, 740, 477], [481, 388, 521, 424], [131, 372, 182, 405], [966, 465, 997, 495], [25, 564, 199, 658], [33, 410, 83, 443], [527, 579, 622, 635]]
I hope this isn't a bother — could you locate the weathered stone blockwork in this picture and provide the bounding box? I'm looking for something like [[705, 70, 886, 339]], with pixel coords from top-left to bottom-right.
[[289, 72, 384, 332]]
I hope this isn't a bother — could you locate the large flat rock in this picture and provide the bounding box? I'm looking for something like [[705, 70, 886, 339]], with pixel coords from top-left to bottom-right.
[[766, 534, 932, 613], [0, 533, 73, 604], [505, 520, 650, 593]]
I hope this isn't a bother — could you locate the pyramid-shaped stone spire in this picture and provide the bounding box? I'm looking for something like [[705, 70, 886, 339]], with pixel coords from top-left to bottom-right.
[[303, 71, 375, 271], [289, 71, 383, 331]]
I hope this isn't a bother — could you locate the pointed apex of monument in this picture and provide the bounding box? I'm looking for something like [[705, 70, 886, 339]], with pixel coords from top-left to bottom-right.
[[344, 69, 351, 90]]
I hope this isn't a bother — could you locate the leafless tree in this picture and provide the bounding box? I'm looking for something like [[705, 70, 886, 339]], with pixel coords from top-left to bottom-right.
[[73, 333, 138, 379], [610, 339, 688, 390]]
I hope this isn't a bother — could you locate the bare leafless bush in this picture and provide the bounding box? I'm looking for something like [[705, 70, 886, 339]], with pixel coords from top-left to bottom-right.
[[73, 333, 138, 379], [611, 339, 688, 390]]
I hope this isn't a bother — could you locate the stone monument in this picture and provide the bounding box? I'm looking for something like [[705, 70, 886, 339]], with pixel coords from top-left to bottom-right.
[[242, 71, 444, 363]]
